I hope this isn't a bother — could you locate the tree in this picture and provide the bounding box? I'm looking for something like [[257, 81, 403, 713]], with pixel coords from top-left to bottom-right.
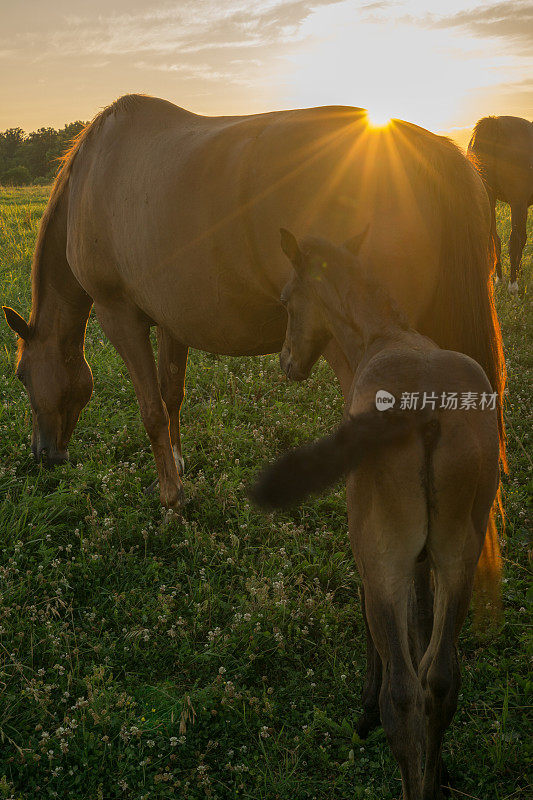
[[23, 127, 60, 180], [0, 128, 25, 175], [1, 165, 31, 185], [0, 119, 88, 183]]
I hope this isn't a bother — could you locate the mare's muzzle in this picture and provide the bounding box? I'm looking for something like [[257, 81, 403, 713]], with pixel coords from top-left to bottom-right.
[[31, 436, 69, 467]]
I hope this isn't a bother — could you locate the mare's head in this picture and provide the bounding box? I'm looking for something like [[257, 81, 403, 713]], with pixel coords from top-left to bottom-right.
[[279, 228, 368, 381], [3, 307, 93, 465]]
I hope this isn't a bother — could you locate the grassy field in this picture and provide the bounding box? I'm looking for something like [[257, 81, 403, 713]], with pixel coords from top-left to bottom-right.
[[0, 185, 531, 800]]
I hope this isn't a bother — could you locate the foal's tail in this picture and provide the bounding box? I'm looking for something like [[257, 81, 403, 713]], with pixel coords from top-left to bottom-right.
[[250, 408, 424, 509]]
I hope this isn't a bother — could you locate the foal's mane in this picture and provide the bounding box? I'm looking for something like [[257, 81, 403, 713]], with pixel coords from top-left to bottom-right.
[[300, 236, 409, 335]]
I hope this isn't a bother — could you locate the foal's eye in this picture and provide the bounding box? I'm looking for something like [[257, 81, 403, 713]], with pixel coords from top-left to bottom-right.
[[280, 296, 288, 308]]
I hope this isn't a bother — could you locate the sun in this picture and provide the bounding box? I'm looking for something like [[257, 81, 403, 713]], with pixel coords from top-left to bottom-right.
[[365, 107, 391, 128]]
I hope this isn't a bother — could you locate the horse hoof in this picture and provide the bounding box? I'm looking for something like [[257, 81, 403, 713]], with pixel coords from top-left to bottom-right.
[[161, 481, 185, 510], [173, 447, 185, 476], [440, 760, 452, 796], [355, 709, 381, 739], [508, 281, 519, 296]]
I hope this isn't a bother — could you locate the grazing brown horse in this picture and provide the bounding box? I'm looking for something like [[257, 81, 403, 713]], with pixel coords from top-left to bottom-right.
[[252, 231, 501, 800], [2, 94, 505, 508], [468, 115, 533, 294]]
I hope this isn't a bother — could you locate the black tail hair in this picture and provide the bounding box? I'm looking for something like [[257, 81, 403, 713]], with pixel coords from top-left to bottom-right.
[[250, 409, 427, 510]]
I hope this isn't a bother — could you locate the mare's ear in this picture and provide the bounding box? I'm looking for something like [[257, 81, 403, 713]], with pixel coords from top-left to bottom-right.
[[280, 228, 303, 272], [3, 306, 30, 340], [344, 224, 370, 257]]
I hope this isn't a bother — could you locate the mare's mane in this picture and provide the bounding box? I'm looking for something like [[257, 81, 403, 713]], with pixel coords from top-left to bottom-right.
[[28, 95, 147, 330]]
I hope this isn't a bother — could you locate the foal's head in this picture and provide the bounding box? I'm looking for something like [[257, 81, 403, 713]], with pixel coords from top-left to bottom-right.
[[3, 307, 93, 465], [279, 228, 370, 381]]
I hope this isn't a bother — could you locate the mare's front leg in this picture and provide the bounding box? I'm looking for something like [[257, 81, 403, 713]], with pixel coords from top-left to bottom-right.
[[94, 301, 184, 509], [488, 194, 502, 281], [508, 200, 528, 294], [157, 327, 188, 476]]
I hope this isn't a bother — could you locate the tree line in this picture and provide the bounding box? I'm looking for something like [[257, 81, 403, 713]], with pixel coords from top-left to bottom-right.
[[0, 121, 87, 186]]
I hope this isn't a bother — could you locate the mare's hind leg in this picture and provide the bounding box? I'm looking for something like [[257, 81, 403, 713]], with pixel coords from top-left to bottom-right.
[[365, 579, 425, 800], [157, 328, 188, 476], [94, 301, 184, 509], [508, 200, 527, 293]]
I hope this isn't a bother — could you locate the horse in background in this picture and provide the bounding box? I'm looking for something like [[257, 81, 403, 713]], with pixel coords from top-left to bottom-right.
[[468, 115, 533, 294], [252, 231, 501, 800]]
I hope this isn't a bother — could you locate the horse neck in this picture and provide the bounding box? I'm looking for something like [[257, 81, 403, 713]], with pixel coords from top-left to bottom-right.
[[326, 288, 402, 370], [31, 280, 91, 357]]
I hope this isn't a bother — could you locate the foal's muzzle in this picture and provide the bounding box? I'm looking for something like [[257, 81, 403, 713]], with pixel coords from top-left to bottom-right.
[[280, 349, 309, 382]]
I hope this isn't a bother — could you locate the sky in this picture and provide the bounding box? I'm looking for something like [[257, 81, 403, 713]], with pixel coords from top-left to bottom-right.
[[1, 0, 532, 142]]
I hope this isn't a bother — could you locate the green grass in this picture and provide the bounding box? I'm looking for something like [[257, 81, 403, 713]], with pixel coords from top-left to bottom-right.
[[0, 186, 531, 800]]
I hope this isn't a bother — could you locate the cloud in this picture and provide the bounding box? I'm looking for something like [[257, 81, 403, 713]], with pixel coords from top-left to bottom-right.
[[0, 0, 359, 99], [7, 1, 348, 60], [425, 1, 533, 55], [133, 59, 258, 86]]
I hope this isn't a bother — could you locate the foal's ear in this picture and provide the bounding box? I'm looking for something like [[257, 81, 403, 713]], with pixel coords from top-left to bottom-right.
[[343, 224, 370, 257], [3, 306, 30, 341], [280, 228, 303, 270]]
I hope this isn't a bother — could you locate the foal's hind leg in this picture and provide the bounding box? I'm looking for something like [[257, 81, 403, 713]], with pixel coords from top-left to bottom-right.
[[355, 586, 382, 739], [414, 557, 433, 661], [94, 301, 184, 509], [419, 526, 481, 800], [356, 558, 432, 740], [365, 580, 425, 800], [157, 328, 188, 476]]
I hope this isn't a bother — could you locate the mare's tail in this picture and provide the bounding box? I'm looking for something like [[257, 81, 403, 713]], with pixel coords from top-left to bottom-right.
[[416, 134, 506, 472]]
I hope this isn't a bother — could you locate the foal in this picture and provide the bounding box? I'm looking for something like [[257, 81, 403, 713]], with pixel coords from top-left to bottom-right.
[[252, 231, 501, 800]]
